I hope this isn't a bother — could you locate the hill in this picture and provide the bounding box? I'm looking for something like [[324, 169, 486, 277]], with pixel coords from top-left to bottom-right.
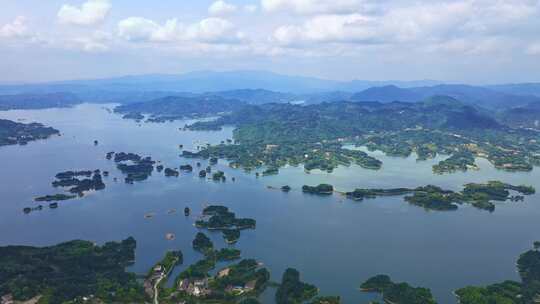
[[114, 95, 245, 121], [0, 92, 81, 110]]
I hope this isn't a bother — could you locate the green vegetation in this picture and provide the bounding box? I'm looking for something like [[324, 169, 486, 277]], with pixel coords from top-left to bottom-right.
[[223, 229, 241, 244], [115, 96, 244, 122], [52, 170, 105, 194], [344, 181, 535, 212], [34, 193, 77, 202], [214, 248, 242, 261], [276, 268, 318, 304], [211, 259, 270, 295], [360, 275, 436, 304], [181, 99, 540, 175], [0, 237, 146, 303], [193, 232, 214, 253], [433, 149, 478, 174], [455, 242, 540, 304], [107, 152, 156, 183], [310, 296, 341, 304], [196, 205, 256, 240], [302, 184, 334, 195], [0, 119, 59, 146]]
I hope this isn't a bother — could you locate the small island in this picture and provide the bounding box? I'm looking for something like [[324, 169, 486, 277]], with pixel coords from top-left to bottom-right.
[[302, 184, 334, 195]]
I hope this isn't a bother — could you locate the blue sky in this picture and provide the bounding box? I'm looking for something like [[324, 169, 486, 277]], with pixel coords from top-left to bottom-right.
[[1, 0, 540, 84]]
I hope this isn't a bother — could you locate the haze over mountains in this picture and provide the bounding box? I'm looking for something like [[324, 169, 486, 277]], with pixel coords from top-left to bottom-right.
[[0, 70, 539, 111]]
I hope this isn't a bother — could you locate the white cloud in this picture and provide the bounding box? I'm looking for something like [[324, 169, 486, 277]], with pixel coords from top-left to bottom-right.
[[0, 16, 30, 38], [261, 0, 363, 15], [273, 14, 378, 45], [209, 1, 238, 16], [117, 17, 245, 44], [270, 0, 540, 53], [58, 0, 111, 26]]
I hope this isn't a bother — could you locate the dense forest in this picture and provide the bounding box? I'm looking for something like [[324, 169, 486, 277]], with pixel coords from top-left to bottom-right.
[[0, 119, 59, 146], [0, 237, 146, 303]]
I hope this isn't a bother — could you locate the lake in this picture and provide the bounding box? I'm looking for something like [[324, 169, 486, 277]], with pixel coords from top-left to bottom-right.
[[1, 104, 539, 304]]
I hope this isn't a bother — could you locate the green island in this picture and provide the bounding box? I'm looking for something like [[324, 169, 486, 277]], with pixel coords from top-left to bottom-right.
[[0, 119, 59, 147], [455, 242, 540, 304], [360, 274, 437, 304], [276, 268, 319, 304], [343, 181, 535, 212], [195, 205, 256, 243], [0, 237, 146, 304], [107, 152, 156, 183], [302, 184, 334, 195], [51, 169, 106, 194], [176, 98, 540, 175], [34, 193, 77, 202]]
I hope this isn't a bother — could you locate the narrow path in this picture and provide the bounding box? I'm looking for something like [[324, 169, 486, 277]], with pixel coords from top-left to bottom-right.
[[153, 257, 179, 304], [153, 273, 165, 304]]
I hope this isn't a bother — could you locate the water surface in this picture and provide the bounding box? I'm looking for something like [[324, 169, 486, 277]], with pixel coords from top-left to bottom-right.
[[1, 104, 539, 304]]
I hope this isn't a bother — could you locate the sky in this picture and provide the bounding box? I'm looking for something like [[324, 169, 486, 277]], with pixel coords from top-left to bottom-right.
[[1, 0, 540, 84]]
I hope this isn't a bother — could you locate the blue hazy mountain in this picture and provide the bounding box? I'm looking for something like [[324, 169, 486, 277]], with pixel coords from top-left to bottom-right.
[[352, 84, 540, 109], [0, 70, 442, 95], [351, 85, 423, 103]]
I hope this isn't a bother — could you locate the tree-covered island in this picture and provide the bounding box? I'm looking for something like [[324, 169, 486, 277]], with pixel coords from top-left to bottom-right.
[[360, 274, 437, 304], [344, 181, 535, 212], [0, 119, 59, 146], [195, 205, 256, 243]]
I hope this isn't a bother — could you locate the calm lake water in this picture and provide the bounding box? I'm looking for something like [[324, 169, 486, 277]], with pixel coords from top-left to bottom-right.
[[1, 104, 539, 304]]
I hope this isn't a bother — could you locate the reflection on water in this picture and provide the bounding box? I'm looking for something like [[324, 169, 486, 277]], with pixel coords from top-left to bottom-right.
[[0, 104, 539, 304]]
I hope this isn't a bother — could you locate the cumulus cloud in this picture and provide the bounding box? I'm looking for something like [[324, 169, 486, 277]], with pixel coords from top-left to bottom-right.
[[117, 17, 245, 44], [0, 16, 30, 38], [209, 1, 238, 16], [58, 0, 111, 26], [271, 0, 540, 53]]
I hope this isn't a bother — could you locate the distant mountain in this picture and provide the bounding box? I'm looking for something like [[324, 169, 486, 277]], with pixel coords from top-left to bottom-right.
[[410, 85, 540, 109], [205, 89, 298, 105], [0, 70, 443, 96], [349, 84, 540, 110], [488, 83, 540, 97], [0, 92, 81, 110], [351, 85, 423, 102]]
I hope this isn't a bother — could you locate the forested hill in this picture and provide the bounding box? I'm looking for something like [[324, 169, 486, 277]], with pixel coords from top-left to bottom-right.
[[0, 92, 81, 110], [114, 96, 245, 121], [198, 96, 503, 142], [0, 119, 59, 146]]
